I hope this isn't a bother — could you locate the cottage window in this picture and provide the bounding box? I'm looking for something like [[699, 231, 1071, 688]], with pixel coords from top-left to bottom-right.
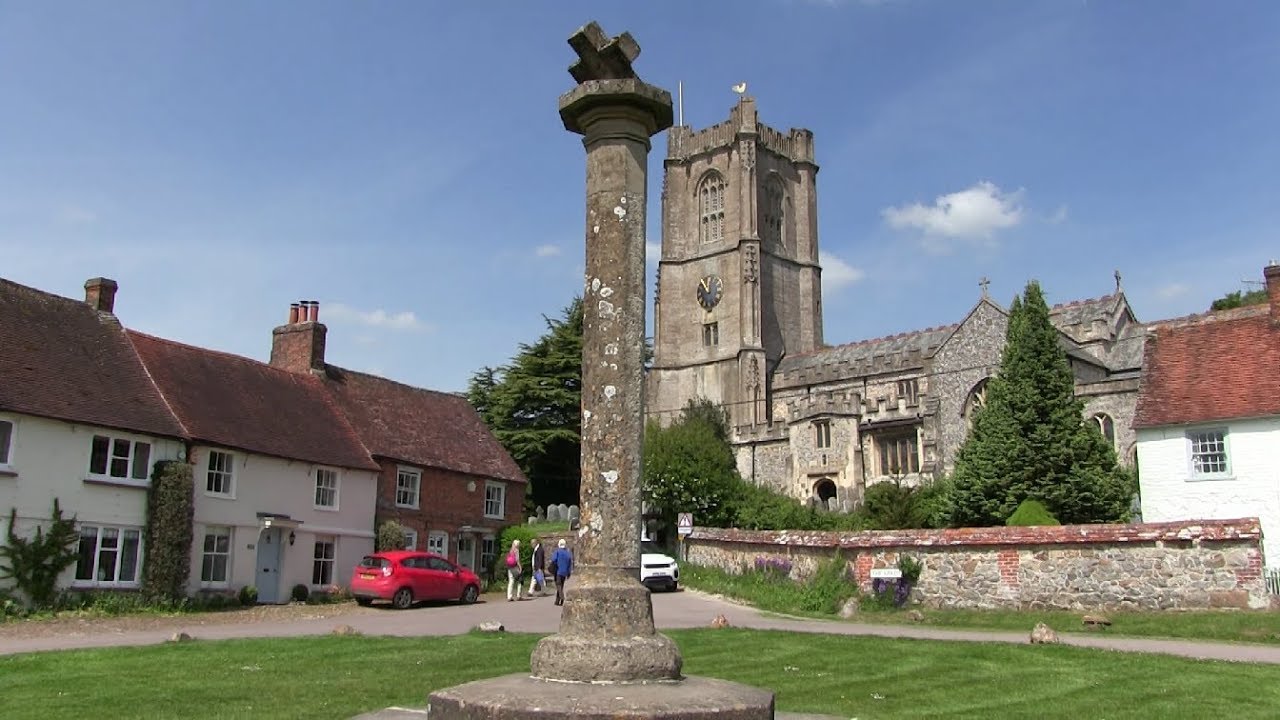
[[206, 450, 235, 497], [702, 322, 719, 347], [814, 420, 832, 449], [484, 482, 506, 519], [428, 531, 449, 556], [698, 172, 727, 244], [481, 536, 498, 574], [314, 468, 340, 510], [0, 419, 13, 467], [1188, 429, 1229, 477], [74, 525, 142, 587], [201, 526, 232, 585], [876, 430, 920, 476], [312, 536, 336, 585], [403, 529, 418, 550], [88, 434, 151, 483], [396, 467, 421, 508]]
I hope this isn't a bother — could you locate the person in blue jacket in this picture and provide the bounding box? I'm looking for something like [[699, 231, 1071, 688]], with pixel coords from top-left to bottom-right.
[[550, 538, 573, 606]]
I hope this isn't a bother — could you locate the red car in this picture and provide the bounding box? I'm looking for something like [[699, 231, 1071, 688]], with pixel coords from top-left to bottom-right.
[[350, 551, 481, 609]]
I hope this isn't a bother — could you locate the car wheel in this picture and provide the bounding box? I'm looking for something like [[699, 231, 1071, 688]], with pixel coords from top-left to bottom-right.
[[392, 588, 414, 609], [356, 597, 373, 607], [461, 584, 479, 604]]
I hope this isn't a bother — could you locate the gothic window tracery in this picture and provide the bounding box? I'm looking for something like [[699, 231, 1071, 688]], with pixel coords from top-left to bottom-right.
[[697, 172, 726, 244], [1093, 413, 1116, 448], [762, 175, 785, 248], [962, 378, 990, 430]]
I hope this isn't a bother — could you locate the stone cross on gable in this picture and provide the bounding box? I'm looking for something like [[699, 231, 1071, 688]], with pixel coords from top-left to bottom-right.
[[979, 276, 991, 298], [567, 21, 641, 83]]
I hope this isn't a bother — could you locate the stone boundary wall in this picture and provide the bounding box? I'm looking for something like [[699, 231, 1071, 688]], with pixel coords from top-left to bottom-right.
[[684, 519, 1271, 611]]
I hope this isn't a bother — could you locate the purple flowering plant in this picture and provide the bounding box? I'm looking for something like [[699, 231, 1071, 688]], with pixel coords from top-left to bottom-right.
[[752, 555, 793, 579]]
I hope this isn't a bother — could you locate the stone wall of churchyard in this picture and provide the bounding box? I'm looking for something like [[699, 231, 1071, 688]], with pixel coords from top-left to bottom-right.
[[684, 519, 1271, 611]]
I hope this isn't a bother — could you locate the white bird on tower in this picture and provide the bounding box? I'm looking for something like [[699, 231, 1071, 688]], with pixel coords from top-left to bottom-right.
[[731, 82, 747, 94]]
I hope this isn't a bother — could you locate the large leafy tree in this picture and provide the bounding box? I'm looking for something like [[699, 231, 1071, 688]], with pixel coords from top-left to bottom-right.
[[642, 398, 742, 530], [466, 299, 583, 508], [947, 281, 1132, 526]]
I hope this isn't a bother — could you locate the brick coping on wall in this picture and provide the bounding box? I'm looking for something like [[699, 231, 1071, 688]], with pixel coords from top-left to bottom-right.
[[686, 518, 1262, 550]]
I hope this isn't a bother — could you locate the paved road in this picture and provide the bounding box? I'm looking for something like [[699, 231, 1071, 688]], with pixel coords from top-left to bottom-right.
[[4, 589, 1280, 665]]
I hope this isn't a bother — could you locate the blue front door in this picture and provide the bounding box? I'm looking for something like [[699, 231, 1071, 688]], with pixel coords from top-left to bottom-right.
[[255, 528, 283, 604]]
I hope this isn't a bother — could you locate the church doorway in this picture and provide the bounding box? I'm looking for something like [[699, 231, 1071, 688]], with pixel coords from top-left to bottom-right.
[[813, 478, 837, 505]]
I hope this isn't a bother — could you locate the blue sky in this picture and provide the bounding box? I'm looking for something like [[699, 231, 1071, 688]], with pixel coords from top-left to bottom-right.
[[3, 1, 1277, 393]]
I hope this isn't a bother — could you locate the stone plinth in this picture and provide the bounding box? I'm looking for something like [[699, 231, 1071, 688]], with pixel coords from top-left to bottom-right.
[[425, 674, 774, 720]]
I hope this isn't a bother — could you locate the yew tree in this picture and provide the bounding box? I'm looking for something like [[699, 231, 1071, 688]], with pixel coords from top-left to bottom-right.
[[947, 281, 1133, 526]]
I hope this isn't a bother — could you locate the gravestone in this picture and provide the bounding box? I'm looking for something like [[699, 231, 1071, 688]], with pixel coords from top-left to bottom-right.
[[424, 21, 774, 720], [557, 502, 570, 521], [536, 505, 547, 522], [567, 504, 580, 525], [547, 505, 561, 522]]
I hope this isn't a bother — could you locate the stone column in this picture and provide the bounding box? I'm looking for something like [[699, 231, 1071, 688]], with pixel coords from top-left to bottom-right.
[[530, 23, 679, 684]]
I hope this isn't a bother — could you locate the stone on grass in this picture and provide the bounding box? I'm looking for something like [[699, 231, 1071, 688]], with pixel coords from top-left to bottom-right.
[[1029, 622, 1059, 644], [475, 620, 505, 633], [709, 614, 731, 629], [1082, 614, 1112, 628], [332, 624, 361, 636], [167, 632, 193, 643], [838, 598, 860, 619], [907, 609, 925, 622]]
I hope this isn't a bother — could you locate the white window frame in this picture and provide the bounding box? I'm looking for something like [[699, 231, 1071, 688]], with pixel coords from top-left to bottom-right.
[[427, 531, 448, 556], [396, 467, 421, 509], [484, 482, 506, 520], [87, 433, 152, 486], [312, 536, 337, 587], [205, 450, 236, 498], [314, 467, 340, 510], [403, 529, 418, 550], [74, 524, 143, 588], [1187, 428, 1231, 479], [0, 417, 15, 470], [200, 526, 233, 587]]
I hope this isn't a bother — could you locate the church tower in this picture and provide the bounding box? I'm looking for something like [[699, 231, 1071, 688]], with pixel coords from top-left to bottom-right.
[[648, 96, 823, 433]]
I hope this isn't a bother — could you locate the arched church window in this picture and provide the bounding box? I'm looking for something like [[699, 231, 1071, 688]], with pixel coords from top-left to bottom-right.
[[762, 175, 785, 248], [698, 172, 726, 244], [962, 378, 990, 430], [1093, 413, 1116, 448]]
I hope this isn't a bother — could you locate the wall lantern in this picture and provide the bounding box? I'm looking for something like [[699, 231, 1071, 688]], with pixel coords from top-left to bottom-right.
[[288, 531, 296, 546]]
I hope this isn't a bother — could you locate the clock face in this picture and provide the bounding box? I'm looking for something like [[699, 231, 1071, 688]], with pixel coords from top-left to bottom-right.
[[696, 275, 723, 311]]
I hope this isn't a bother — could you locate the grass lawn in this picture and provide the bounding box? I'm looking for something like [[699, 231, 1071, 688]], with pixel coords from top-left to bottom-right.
[[3, 629, 1280, 719], [683, 563, 1280, 645]]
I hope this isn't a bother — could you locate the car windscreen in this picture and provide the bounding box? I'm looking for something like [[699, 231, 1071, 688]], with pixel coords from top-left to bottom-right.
[[359, 556, 390, 569]]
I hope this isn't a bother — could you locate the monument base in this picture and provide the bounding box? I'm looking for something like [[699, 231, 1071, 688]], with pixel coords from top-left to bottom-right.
[[410, 673, 774, 720]]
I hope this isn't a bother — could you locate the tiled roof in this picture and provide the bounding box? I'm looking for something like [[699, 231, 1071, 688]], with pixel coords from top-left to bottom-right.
[[1134, 305, 1280, 428], [0, 278, 185, 438], [127, 332, 379, 471], [322, 366, 527, 483], [777, 324, 958, 375]]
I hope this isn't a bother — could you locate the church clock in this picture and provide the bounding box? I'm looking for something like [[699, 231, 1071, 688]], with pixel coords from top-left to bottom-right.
[[696, 275, 723, 310]]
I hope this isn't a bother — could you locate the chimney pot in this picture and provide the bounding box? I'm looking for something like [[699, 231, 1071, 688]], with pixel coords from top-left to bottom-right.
[[84, 277, 119, 314], [1264, 263, 1280, 324], [309, 301, 320, 323], [289, 303, 300, 324]]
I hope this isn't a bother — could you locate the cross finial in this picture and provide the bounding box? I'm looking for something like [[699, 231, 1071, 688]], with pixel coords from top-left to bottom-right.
[[979, 276, 991, 298], [1114, 269, 1123, 293], [567, 21, 641, 83]]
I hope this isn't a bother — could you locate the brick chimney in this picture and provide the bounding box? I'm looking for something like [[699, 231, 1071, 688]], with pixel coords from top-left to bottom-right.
[[270, 299, 327, 374], [84, 277, 118, 313], [1265, 262, 1280, 324]]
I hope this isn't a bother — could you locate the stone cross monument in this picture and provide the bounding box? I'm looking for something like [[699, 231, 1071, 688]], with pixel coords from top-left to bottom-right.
[[423, 22, 774, 720]]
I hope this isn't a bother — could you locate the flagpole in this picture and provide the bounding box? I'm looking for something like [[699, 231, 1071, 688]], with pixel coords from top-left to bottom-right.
[[678, 80, 684, 126]]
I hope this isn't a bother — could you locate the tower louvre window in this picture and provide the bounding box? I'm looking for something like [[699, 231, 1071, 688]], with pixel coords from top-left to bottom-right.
[[698, 173, 726, 244], [762, 176, 785, 247]]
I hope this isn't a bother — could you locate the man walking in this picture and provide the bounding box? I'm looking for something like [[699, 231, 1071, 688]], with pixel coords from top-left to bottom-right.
[[550, 538, 573, 606], [528, 539, 546, 597]]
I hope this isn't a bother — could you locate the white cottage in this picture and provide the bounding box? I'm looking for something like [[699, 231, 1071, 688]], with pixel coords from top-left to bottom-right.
[[1135, 263, 1280, 568]]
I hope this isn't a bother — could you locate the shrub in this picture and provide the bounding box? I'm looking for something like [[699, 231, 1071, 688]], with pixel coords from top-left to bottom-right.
[[376, 520, 408, 552], [291, 583, 310, 602], [0, 498, 81, 609], [306, 585, 351, 605], [1006, 499, 1060, 527], [142, 461, 194, 601], [797, 552, 857, 614], [238, 585, 259, 606]]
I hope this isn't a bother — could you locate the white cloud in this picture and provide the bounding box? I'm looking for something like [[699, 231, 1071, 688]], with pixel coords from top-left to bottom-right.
[[324, 302, 425, 331], [646, 240, 661, 265], [1157, 283, 1190, 300], [535, 244, 561, 258], [882, 181, 1025, 242], [820, 252, 865, 292]]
